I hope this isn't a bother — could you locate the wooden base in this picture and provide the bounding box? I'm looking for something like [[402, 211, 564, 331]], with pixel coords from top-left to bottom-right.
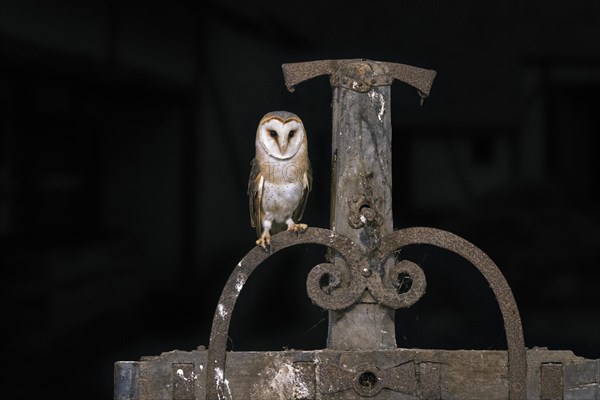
[[115, 347, 598, 399]]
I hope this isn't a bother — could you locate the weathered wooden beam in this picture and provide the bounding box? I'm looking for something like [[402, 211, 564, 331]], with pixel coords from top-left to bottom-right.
[[115, 348, 600, 399], [328, 82, 396, 350]]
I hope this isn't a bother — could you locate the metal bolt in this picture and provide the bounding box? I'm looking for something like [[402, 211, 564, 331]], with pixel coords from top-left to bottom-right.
[[362, 267, 372, 277], [361, 207, 377, 222]]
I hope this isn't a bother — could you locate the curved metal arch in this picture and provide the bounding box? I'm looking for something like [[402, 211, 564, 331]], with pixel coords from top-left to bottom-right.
[[205, 227, 366, 400], [380, 227, 527, 400]]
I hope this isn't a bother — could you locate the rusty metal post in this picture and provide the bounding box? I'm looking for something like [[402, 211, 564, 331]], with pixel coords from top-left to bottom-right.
[[283, 59, 436, 350]]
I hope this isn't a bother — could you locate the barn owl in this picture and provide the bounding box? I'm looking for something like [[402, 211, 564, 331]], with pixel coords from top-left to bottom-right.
[[248, 111, 312, 250]]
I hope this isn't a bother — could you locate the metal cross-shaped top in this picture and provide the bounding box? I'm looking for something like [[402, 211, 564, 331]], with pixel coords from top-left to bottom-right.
[[282, 58, 436, 98]]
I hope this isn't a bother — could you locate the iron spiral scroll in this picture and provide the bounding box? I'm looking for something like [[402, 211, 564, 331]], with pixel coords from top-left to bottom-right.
[[206, 227, 526, 400]]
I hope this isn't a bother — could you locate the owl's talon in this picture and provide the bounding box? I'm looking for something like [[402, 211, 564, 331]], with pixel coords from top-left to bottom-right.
[[256, 234, 271, 252], [287, 223, 308, 234]]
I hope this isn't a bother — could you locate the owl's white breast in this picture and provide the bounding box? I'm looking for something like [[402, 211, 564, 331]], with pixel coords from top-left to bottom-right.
[[261, 180, 304, 223]]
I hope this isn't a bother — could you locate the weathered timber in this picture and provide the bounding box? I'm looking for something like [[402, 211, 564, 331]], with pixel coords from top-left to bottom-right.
[[328, 83, 396, 350], [115, 348, 600, 400]]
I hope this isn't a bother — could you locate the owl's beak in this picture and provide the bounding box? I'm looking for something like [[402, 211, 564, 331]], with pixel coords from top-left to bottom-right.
[[279, 139, 288, 154]]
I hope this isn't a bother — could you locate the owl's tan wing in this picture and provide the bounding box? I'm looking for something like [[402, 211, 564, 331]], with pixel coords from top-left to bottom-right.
[[293, 159, 312, 223], [248, 158, 264, 237]]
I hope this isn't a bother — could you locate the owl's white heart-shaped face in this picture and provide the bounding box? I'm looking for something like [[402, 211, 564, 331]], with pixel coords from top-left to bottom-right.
[[258, 117, 305, 160]]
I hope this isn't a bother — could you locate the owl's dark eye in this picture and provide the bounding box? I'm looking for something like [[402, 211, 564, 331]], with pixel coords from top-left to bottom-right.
[[269, 130, 278, 137], [288, 130, 295, 138]]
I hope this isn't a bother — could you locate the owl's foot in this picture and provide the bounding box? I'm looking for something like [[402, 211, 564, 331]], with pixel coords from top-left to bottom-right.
[[256, 232, 271, 252], [287, 223, 308, 234]]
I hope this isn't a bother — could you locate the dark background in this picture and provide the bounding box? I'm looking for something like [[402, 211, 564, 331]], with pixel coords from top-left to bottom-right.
[[1, 0, 599, 398]]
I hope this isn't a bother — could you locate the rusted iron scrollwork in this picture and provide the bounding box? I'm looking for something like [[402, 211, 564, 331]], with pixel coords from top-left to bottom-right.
[[305, 257, 426, 311], [206, 225, 526, 399], [206, 226, 431, 399], [369, 259, 427, 309], [306, 262, 363, 310]]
